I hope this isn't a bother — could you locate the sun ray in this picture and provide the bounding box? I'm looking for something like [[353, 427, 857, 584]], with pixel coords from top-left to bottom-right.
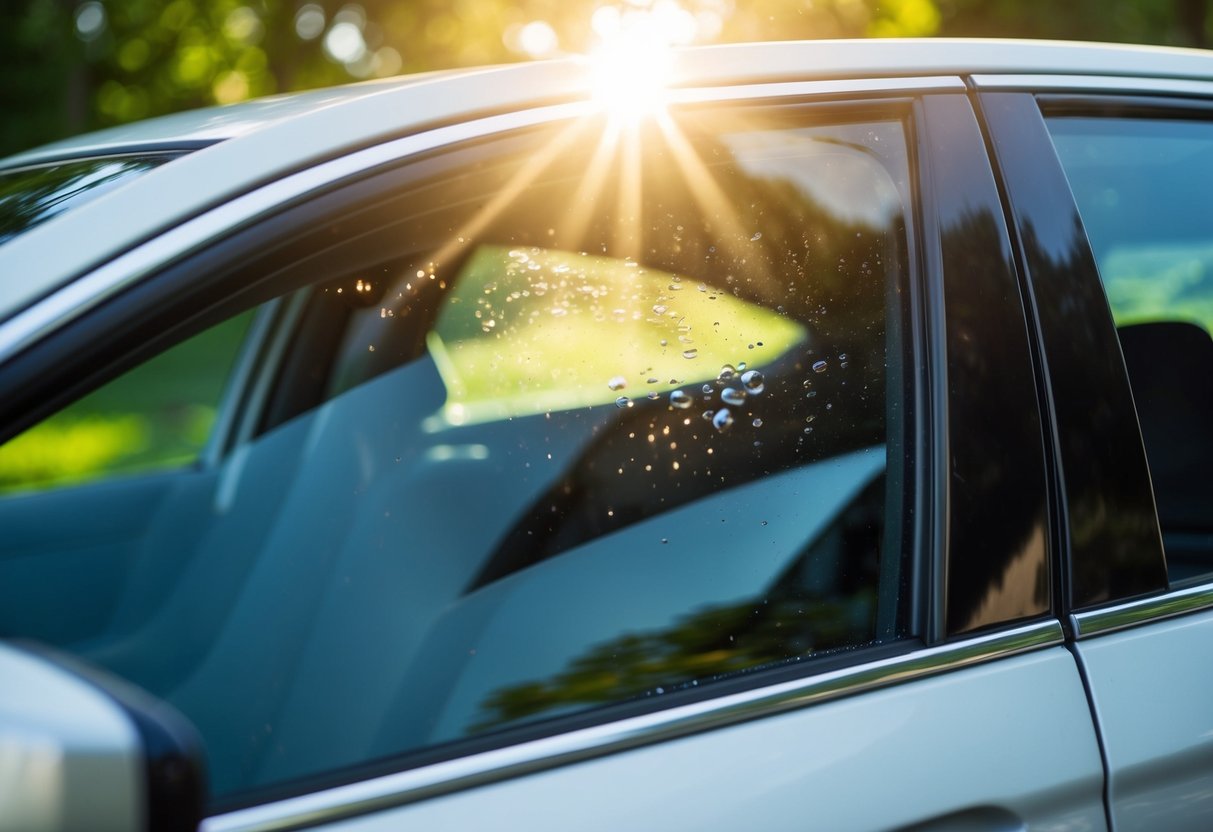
[[555, 116, 622, 253], [653, 109, 753, 268], [430, 118, 591, 270], [612, 120, 644, 260]]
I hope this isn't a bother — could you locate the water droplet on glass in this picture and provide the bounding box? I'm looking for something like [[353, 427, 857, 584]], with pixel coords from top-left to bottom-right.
[[740, 370, 765, 395], [752, 418, 763, 427], [721, 387, 746, 406], [669, 389, 693, 409], [652, 304, 668, 315], [751, 232, 762, 241], [826, 402, 833, 410], [647, 391, 659, 400], [812, 360, 828, 373], [660, 339, 668, 346], [647, 377, 659, 384], [615, 396, 632, 408], [668, 283, 683, 291], [805, 415, 816, 424], [682, 348, 698, 359], [712, 408, 734, 432], [702, 410, 715, 421], [718, 364, 736, 380], [803, 426, 814, 434], [737, 362, 747, 371]]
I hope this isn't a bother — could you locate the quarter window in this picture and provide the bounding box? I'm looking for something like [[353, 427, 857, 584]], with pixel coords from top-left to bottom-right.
[[1048, 115, 1213, 586]]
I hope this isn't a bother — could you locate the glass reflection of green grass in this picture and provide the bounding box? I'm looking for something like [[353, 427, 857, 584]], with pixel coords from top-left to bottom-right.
[[429, 245, 806, 423], [1103, 245, 1213, 334]]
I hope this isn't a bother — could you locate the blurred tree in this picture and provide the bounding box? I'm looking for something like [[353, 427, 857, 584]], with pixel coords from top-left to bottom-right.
[[1, 0, 81, 155], [935, 0, 1211, 48], [0, 0, 1210, 158]]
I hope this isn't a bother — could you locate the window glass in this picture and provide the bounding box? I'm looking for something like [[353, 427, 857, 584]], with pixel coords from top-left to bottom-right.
[[0, 111, 914, 804], [0, 154, 180, 246], [0, 311, 253, 493], [1049, 116, 1213, 584]]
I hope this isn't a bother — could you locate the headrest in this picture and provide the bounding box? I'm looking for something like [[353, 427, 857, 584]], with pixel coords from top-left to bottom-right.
[[1118, 321, 1213, 530]]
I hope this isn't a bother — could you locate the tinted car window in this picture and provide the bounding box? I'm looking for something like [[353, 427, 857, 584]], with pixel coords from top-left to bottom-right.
[[1049, 115, 1213, 585], [0, 154, 179, 245], [0, 110, 915, 804]]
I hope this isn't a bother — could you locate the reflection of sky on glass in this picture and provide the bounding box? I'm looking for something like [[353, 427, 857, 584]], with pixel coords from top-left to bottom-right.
[[0, 156, 171, 246], [720, 124, 904, 228]]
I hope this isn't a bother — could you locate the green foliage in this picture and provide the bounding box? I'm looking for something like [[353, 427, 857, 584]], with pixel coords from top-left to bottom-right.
[[0, 310, 252, 493]]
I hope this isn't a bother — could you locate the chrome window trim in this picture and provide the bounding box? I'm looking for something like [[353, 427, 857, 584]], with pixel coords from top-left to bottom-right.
[[0, 75, 963, 367], [1071, 581, 1213, 638], [970, 74, 1213, 98], [203, 619, 1060, 832]]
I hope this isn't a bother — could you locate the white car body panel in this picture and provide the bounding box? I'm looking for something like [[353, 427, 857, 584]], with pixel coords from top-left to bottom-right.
[[1076, 608, 1213, 831], [289, 649, 1105, 832], [0, 644, 142, 832]]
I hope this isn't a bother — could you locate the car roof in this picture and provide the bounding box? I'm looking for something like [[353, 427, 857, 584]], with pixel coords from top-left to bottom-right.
[[6, 38, 1213, 169], [0, 69, 474, 169], [3, 37, 1213, 326]]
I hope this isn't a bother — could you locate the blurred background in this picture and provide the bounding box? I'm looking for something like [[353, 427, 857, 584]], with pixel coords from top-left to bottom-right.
[[3, 0, 1212, 157]]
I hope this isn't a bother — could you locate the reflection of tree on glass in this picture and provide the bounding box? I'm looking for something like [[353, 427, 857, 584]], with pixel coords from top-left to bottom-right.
[[471, 474, 887, 733]]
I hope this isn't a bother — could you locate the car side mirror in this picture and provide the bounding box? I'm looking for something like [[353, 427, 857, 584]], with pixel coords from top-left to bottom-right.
[[0, 642, 205, 832]]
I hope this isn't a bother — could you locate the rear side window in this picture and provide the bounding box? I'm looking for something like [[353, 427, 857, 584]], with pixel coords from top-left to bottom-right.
[[0, 108, 917, 805], [1048, 115, 1213, 585]]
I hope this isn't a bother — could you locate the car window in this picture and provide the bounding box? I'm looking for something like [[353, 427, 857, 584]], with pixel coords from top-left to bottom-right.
[[0, 310, 254, 493], [0, 109, 915, 806], [1048, 115, 1213, 586], [0, 154, 181, 246]]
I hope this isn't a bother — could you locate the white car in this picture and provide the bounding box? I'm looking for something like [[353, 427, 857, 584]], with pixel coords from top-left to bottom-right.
[[1, 38, 1211, 832]]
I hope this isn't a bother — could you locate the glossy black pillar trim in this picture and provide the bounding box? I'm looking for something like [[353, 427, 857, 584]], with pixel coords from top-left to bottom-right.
[[975, 92, 1168, 610], [921, 94, 1052, 636], [909, 97, 948, 644]]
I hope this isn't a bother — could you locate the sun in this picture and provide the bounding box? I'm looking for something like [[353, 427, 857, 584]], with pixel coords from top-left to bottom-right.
[[589, 35, 674, 124], [587, 1, 700, 124]]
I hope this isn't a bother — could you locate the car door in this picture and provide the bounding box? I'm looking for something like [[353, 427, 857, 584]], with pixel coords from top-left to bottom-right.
[[979, 79, 1213, 830], [0, 78, 1105, 831]]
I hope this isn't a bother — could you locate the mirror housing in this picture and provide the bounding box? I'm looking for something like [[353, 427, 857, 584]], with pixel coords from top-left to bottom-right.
[[0, 643, 205, 832]]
